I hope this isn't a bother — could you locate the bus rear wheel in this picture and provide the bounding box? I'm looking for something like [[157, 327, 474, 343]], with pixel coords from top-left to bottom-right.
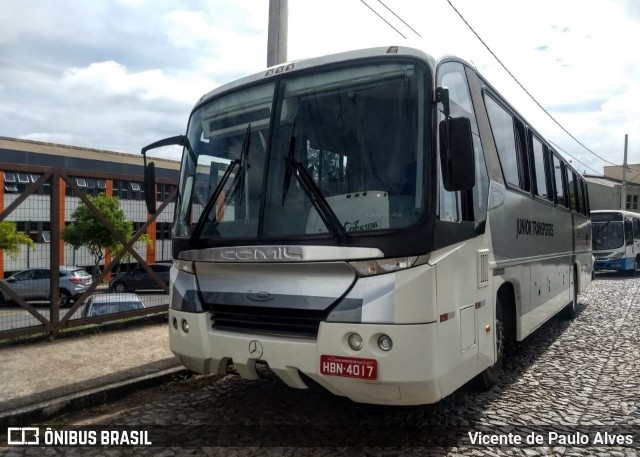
[[479, 299, 504, 390]]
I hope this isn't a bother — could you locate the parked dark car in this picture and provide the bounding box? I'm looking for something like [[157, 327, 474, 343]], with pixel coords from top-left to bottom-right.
[[82, 293, 145, 317], [108, 264, 170, 293], [0, 266, 91, 307]]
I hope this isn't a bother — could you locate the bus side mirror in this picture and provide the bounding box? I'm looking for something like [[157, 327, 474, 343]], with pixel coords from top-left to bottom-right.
[[141, 135, 187, 215], [439, 117, 475, 191], [144, 162, 157, 215]]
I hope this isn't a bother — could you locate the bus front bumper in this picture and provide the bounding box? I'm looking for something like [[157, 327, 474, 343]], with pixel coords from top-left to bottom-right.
[[169, 308, 443, 405], [594, 257, 634, 271]]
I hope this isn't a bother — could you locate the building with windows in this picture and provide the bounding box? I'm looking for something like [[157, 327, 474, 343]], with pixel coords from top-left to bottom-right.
[[585, 164, 640, 212], [0, 136, 179, 278]]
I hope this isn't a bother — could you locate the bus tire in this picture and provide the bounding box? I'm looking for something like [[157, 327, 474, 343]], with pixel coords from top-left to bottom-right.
[[560, 268, 578, 319], [479, 298, 504, 390]]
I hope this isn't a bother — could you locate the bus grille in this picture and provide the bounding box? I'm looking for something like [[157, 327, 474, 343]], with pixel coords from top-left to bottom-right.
[[208, 304, 325, 338]]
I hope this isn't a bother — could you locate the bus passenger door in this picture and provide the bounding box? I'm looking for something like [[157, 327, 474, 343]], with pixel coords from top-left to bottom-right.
[[625, 217, 635, 269], [634, 218, 640, 267]]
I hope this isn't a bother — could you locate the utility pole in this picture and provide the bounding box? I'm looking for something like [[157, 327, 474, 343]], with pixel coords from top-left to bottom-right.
[[267, 0, 288, 67], [621, 134, 629, 210]]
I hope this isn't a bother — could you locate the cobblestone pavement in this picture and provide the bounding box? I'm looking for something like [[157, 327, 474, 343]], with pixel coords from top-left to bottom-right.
[[2, 275, 639, 456]]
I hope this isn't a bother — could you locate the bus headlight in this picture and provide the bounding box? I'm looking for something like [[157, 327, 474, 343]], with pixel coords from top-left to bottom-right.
[[609, 253, 623, 260], [349, 256, 418, 277], [173, 259, 195, 274]]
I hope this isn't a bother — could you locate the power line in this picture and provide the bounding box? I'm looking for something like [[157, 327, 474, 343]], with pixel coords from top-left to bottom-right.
[[359, 0, 406, 39], [444, 0, 617, 169], [549, 140, 601, 175], [377, 0, 422, 37]]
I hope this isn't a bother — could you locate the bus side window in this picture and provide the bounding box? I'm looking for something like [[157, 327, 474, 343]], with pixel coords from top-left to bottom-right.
[[484, 95, 529, 193], [530, 134, 551, 201], [551, 153, 567, 207], [577, 178, 587, 215], [569, 171, 580, 213]]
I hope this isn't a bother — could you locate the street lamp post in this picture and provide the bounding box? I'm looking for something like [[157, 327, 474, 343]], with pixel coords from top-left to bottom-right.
[[621, 134, 629, 210]]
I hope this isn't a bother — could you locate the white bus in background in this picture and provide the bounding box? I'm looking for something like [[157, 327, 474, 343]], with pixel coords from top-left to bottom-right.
[[592, 210, 640, 274], [142, 46, 593, 405]]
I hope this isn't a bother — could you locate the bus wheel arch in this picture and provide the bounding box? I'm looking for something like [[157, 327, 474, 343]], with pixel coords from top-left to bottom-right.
[[560, 265, 578, 320], [478, 283, 515, 390], [498, 283, 517, 342]]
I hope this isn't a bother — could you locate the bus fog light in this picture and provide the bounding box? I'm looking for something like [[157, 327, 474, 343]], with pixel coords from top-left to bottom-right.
[[348, 333, 363, 351], [172, 317, 178, 329], [181, 319, 189, 333], [378, 335, 393, 351]]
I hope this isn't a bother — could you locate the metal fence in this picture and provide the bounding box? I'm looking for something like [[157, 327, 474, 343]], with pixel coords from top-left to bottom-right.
[[0, 164, 177, 341]]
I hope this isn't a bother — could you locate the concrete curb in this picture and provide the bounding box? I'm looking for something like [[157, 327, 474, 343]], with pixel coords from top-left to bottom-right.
[[0, 367, 192, 427]]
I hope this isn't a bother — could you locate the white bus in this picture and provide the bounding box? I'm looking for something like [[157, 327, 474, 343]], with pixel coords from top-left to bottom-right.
[[592, 210, 640, 274], [142, 46, 593, 405]]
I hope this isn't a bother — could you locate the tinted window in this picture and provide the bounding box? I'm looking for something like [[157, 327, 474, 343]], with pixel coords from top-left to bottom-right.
[[531, 136, 550, 200], [71, 269, 90, 278], [485, 96, 519, 188], [552, 154, 566, 207], [578, 179, 587, 215], [89, 301, 144, 316], [485, 95, 530, 192], [569, 171, 579, 212]]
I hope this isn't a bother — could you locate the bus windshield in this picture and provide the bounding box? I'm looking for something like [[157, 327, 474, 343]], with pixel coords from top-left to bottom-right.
[[175, 61, 428, 242], [592, 221, 624, 250]]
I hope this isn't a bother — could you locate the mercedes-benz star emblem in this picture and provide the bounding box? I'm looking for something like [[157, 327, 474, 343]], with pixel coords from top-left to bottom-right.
[[248, 340, 263, 359]]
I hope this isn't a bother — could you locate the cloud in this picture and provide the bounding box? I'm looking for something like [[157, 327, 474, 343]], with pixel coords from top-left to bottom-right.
[[60, 61, 213, 105], [0, 0, 638, 170]]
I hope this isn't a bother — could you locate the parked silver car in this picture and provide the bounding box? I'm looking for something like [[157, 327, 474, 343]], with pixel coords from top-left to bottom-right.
[[0, 266, 92, 307], [82, 293, 145, 317]]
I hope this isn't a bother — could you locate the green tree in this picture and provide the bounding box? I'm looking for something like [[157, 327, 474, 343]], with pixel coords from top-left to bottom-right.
[[0, 220, 35, 259], [62, 194, 148, 277]]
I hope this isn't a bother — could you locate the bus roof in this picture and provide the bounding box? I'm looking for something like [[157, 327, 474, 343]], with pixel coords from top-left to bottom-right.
[[193, 46, 437, 111]]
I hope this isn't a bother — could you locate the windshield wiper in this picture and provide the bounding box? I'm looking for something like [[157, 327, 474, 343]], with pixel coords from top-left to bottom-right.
[[227, 123, 251, 205], [189, 124, 251, 245], [281, 123, 346, 239]]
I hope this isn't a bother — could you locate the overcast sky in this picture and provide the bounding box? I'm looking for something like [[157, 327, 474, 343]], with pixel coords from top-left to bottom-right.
[[1, 0, 638, 174]]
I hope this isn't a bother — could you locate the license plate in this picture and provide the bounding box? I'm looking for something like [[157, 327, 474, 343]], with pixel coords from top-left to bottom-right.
[[320, 355, 377, 380]]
